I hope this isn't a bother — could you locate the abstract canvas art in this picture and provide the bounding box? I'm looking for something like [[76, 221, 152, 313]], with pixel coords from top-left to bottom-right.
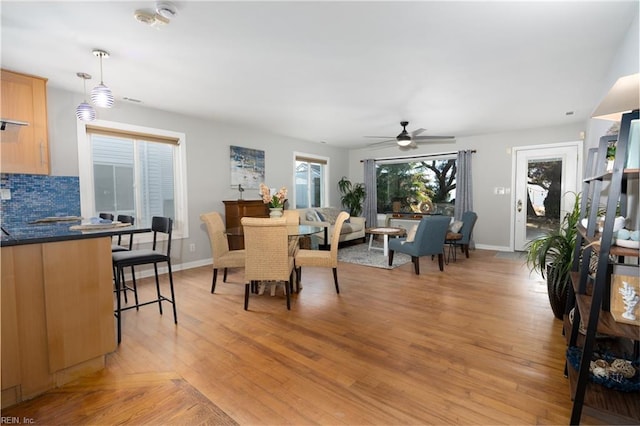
[[230, 145, 265, 189]]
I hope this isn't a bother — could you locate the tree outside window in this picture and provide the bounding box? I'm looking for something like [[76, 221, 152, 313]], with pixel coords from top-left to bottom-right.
[[376, 158, 456, 216]]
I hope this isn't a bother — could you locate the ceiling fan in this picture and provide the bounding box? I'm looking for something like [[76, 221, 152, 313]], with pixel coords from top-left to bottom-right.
[[366, 121, 455, 149]]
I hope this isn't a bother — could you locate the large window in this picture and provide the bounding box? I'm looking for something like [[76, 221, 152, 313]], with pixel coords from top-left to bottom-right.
[[77, 121, 188, 239], [294, 154, 328, 208], [376, 155, 457, 216]]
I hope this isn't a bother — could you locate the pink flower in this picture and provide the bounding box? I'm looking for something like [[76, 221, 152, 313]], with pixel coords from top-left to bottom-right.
[[259, 183, 287, 208]]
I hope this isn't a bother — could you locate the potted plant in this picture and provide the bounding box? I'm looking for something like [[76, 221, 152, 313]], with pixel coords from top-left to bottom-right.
[[338, 177, 366, 217], [525, 191, 581, 319]]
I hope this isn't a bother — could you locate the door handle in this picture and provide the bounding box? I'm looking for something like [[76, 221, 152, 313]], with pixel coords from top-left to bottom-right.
[[517, 199, 523, 212]]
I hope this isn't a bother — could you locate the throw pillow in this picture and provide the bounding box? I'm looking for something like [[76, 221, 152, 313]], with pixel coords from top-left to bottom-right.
[[406, 225, 418, 242], [316, 210, 326, 222], [306, 210, 320, 222], [449, 220, 464, 233]]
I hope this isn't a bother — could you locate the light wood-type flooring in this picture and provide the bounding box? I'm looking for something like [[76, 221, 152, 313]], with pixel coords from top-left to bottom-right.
[[2, 248, 606, 425]]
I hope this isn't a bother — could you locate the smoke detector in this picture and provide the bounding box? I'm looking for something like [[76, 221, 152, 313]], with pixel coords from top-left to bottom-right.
[[155, 2, 177, 19]]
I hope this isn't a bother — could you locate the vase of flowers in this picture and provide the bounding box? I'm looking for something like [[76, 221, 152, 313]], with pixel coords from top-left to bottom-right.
[[259, 183, 287, 218]]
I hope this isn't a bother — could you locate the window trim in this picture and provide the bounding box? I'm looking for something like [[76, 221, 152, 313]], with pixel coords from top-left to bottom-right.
[[77, 119, 189, 242], [292, 151, 330, 208]]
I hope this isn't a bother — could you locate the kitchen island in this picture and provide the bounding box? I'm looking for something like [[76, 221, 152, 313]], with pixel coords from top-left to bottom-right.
[[1, 222, 147, 408]]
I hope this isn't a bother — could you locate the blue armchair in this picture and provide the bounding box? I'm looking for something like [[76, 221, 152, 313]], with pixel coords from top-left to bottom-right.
[[388, 216, 451, 274], [447, 211, 478, 260]]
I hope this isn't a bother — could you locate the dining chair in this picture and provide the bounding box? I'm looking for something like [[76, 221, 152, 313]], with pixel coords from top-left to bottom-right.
[[294, 211, 349, 294], [200, 211, 245, 293], [112, 216, 177, 343], [241, 217, 295, 310], [388, 215, 450, 274], [99, 212, 114, 221], [446, 211, 478, 260]]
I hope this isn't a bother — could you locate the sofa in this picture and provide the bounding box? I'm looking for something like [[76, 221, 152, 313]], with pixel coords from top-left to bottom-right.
[[295, 207, 366, 245]]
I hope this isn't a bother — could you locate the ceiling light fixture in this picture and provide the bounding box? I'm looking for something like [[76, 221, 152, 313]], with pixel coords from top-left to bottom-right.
[[75, 72, 96, 122], [91, 49, 114, 108], [397, 132, 412, 147]]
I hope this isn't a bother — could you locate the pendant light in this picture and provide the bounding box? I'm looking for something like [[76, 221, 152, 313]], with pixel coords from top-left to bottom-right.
[[90, 49, 114, 108], [76, 72, 96, 121]]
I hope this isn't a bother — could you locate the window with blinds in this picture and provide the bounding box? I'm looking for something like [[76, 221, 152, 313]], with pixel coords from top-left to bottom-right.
[[78, 121, 187, 238]]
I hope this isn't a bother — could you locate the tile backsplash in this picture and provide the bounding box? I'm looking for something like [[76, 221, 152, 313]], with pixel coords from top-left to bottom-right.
[[0, 173, 80, 228]]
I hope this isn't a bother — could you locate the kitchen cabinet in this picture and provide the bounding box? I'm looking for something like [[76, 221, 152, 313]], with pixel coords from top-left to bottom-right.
[[1, 69, 50, 174], [0, 237, 116, 408]]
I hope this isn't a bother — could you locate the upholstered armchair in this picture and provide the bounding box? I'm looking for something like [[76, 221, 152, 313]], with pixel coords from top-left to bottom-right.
[[388, 216, 450, 274]]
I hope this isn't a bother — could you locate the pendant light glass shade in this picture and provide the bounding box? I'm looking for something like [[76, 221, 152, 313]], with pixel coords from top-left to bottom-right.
[[76, 72, 96, 122], [76, 101, 97, 121], [91, 49, 114, 108], [91, 82, 114, 108]]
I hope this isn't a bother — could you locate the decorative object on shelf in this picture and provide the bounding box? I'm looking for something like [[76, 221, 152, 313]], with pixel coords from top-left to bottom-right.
[[567, 346, 640, 392], [75, 72, 96, 122], [614, 227, 640, 249], [337, 176, 366, 217], [90, 49, 114, 108], [230, 145, 264, 189], [525, 191, 581, 319], [259, 182, 287, 218], [606, 140, 617, 171], [610, 264, 640, 325], [237, 183, 244, 200]]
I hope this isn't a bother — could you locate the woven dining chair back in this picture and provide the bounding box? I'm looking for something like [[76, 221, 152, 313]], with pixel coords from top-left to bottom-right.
[[294, 211, 350, 293], [200, 211, 245, 293], [241, 217, 295, 310]]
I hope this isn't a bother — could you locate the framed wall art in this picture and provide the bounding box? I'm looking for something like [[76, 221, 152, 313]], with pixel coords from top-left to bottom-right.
[[610, 264, 640, 326], [230, 145, 265, 189]]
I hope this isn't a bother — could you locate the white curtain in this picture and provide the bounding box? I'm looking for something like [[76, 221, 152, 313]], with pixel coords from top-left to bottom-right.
[[363, 159, 377, 228]]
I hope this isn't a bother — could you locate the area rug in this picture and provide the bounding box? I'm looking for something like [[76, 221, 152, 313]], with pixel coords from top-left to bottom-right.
[[338, 241, 411, 269]]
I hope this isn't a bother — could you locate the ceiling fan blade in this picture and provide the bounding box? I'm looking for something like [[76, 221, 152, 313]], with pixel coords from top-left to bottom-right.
[[364, 135, 396, 139], [412, 135, 456, 141], [411, 128, 427, 137], [366, 139, 397, 147]]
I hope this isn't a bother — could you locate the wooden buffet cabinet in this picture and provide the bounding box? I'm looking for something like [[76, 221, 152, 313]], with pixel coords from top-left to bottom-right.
[[1, 237, 115, 408], [0, 69, 50, 174], [223, 199, 269, 250]]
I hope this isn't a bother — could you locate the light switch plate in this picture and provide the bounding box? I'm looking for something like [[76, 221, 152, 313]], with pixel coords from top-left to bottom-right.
[[1, 188, 11, 200]]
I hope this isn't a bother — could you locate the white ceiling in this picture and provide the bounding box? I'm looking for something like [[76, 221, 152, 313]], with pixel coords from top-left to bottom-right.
[[1, 1, 637, 148]]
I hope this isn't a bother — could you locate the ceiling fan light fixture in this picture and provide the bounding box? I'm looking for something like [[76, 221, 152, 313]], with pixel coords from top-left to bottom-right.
[[397, 135, 412, 146], [91, 49, 114, 108]]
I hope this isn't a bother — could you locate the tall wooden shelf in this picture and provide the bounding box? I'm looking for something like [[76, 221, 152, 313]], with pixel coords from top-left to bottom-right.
[[566, 109, 639, 425]]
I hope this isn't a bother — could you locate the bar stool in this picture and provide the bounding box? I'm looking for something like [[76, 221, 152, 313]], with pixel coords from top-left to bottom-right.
[[111, 215, 135, 303], [112, 216, 177, 343]]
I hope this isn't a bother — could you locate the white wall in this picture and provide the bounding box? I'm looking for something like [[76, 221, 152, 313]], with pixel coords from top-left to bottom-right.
[[45, 86, 350, 267]]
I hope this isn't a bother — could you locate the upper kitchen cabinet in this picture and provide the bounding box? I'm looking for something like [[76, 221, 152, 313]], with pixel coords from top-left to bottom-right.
[[1, 69, 50, 175]]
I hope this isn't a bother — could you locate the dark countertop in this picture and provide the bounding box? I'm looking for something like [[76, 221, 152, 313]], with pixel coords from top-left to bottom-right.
[[1, 221, 150, 247]]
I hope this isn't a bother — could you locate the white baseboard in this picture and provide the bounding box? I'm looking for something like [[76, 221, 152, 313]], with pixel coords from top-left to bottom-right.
[[474, 243, 512, 252], [121, 257, 212, 280]]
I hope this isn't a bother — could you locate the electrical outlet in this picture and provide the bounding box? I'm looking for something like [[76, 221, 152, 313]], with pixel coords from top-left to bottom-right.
[[0, 188, 11, 200], [189, 243, 196, 252]]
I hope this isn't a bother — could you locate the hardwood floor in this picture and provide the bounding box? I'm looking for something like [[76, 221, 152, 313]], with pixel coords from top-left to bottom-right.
[[2, 249, 603, 424]]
